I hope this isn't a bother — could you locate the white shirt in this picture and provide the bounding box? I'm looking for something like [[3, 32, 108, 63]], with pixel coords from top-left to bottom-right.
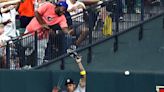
[[74, 84, 86, 92], [0, 8, 17, 46], [0, 8, 17, 37], [66, 0, 86, 22]]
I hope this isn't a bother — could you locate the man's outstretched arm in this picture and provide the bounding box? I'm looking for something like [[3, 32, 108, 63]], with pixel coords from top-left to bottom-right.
[[75, 56, 86, 88]]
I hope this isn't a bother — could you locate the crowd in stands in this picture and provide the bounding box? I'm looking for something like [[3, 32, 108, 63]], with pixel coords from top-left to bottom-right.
[[0, 0, 163, 69]]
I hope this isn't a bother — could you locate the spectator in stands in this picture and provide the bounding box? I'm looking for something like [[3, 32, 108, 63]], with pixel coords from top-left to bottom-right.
[[125, 0, 141, 14], [0, 0, 21, 26], [144, 0, 160, 16], [17, 0, 35, 67], [0, 2, 20, 47], [24, 1, 73, 65], [44, 0, 73, 61], [66, 0, 89, 47], [52, 56, 86, 92], [46, 0, 87, 58], [125, 0, 136, 13], [0, 0, 21, 68], [135, 0, 141, 14], [18, 0, 35, 28], [117, 0, 124, 20]]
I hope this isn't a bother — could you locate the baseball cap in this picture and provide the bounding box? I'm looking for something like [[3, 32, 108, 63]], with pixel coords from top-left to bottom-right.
[[56, 1, 68, 10], [65, 78, 75, 85]]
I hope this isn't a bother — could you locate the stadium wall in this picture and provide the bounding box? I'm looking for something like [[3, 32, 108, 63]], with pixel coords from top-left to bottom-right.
[[0, 70, 164, 92]]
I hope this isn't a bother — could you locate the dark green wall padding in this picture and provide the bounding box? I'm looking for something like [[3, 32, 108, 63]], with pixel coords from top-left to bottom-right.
[[1, 70, 164, 92], [0, 70, 52, 92]]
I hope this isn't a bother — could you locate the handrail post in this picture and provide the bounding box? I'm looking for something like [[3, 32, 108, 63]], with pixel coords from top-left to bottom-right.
[[34, 31, 38, 66], [113, 0, 119, 52], [139, 26, 143, 41], [163, 16, 164, 29], [87, 8, 93, 64], [139, 0, 144, 41], [60, 33, 65, 70], [6, 41, 10, 68], [60, 59, 65, 70]]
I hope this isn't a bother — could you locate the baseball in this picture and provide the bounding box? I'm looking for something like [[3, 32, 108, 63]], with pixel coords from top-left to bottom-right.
[[124, 70, 130, 75]]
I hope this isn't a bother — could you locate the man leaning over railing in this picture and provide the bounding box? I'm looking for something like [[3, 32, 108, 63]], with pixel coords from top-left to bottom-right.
[[22, 1, 74, 66]]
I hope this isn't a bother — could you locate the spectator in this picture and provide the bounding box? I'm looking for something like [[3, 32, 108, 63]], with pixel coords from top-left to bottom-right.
[[125, 0, 141, 14], [0, 0, 21, 32], [44, 2, 73, 60], [0, 1, 20, 68], [144, 0, 156, 16], [0, 4, 20, 47], [66, 0, 89, 47], [135, 0, 141, 14], [23, 1, 73, 66], [125, 0, 136, 13], [18, 0, 35, 28], [17, 0, 35, 67], [114, 0, 124, 20], [52, 55, 86, 92]]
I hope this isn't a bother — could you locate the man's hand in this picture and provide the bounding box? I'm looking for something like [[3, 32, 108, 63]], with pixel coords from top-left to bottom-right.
[[62, 27, 75, 35], [67, 29, 74, 35], [41, 24, 50, 30], [76, 56, 82, 63]]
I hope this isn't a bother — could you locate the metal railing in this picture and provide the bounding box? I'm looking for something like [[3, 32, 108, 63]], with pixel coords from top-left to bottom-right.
[[0, 0, 163, 69]]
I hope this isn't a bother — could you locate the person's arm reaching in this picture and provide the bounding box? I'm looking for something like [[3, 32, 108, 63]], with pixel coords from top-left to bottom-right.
[[62, 27, 74, 35], [35, 2, 51, 30], [60, 16, 74, 35], [35, 11, 50, 30], [75, 56, 86, 88]]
